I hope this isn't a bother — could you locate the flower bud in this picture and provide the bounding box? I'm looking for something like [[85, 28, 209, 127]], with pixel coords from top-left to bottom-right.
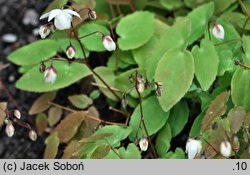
[[139, 137, 149, 151], [39, 25, 51, 39], [212, 24, 224, 40], [66, 45, 76, 59], [102, 35, 116, 51], [232, 135, 240, 151], [185, 138, 202, 159], [5, 123, 15, 137], [155, 86, 163, 96], [88, 10, 97, 20], [121, 98, 128, 108], [13, 109, 21, 119], [44, 66, 57, 84], [39, 63, 46, 73], [134, 137, 139, 145], [29, 130, 37, 141], [220, 141, 232, 158], [137, 82, 145, 93]]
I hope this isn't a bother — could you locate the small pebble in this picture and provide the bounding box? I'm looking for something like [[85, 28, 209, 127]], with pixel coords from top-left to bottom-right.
[[22, 9, 38, 26], [2, 33, 17, 43]]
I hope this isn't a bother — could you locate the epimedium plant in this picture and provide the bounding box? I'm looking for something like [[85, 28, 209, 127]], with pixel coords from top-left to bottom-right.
[[3, 0, 250, 159]]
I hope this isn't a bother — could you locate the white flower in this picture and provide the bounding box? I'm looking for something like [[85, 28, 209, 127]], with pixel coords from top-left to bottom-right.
[[186, 138, 202, 159], [14, 109, 21, 119], [212, 24, 224, 40], [139, 137, 148, 151], [29, 130, 37, 141], [40, 9, 81, 30], [6, 123, 15, 137], [39, 25, 51, 39], [220, 141, 232, 158], [66, 45, 76, 59], [102, 36, 116, 51], [44, 66, 57, 84]]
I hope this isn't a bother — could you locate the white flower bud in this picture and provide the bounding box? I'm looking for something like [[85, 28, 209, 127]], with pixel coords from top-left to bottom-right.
[[185, 138, 202, 159], [212, 24, 224, 40], [13, 109, 21, 119], [66, 45, 76, 59], [137, 82, 145, 93], [88, 10, 97, 20], [5, 123, 15, 137], [29, 130, 37, 141], [139, 137, 148, 151], [39, 25, 51, 39], [220, 141, 232, 158], [40, 9, 81, 30], [102, 36, 116, 51], [44, 66, 57, 84]]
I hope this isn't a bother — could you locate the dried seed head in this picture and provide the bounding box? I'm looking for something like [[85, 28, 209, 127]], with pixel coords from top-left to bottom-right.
[[155, 86, 163, 96], [39, 25, 51, 39], [13, 109, 21, 119], [5, 123, 15, 137], [88, 9, 97, 20], [139, 137, 149, 151], [29, 130, 37, 141], [66, 45, 76, 59], [39, 63, 46, 73]]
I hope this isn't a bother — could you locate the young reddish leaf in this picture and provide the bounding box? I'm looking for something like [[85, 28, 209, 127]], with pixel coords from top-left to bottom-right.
[[48, 107, 62, 127], [53, 111, 87, 143], [68, 94, 93, 109], [44, 132, 60, 159], [201, 91, 230, 132], [62, 140, 80, 159], [0, 102, 7, 127], [90, 144, 110, 159], [29, 92, 56, 115], [36, 113, 48, 135], [228, 107, 246, 134], [244, 112, 250, 127]]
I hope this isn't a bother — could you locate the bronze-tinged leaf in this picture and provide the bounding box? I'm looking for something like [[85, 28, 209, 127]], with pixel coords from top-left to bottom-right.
[[201, 91, 230, 132], [29, 92, 56, 115], [243, 112, 250, 127], [204, 145, 218, 158], [48, 107, 62, 127], [79, 133, 113, 143], [240, 150, 250, 159], [53, 111, 87, 143], [62, 140, 79, 159], [36, 113, 48, 135], [90, 144, 110, 159], [44, 132, 60, 159], [0, 102, 7, 127], [0, 64, 9, 71], [68, 94, 93, 109], [227, 107, 246, 134]]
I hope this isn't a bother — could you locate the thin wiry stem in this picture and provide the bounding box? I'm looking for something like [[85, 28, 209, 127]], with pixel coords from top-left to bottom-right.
[[134, 70, 158, 158], [241, 17, 249, 38]]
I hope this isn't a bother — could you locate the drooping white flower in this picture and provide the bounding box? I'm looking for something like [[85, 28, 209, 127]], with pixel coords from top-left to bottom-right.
[[14, 109, 21, 119], [40, 9, 81, 30], [220, 141, 232, 158], [137, 82, 145, 93], [186, 138, 202, 159], [5, 123, 15, 137], [39, 25, 51, 39], [102, 36, 116, 51], [66, 45, 76, 59], [139, 137, 149, 151], [212, 24, 224, 40], [44, 66, 57, 84], [29, 130, 37, 141]]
